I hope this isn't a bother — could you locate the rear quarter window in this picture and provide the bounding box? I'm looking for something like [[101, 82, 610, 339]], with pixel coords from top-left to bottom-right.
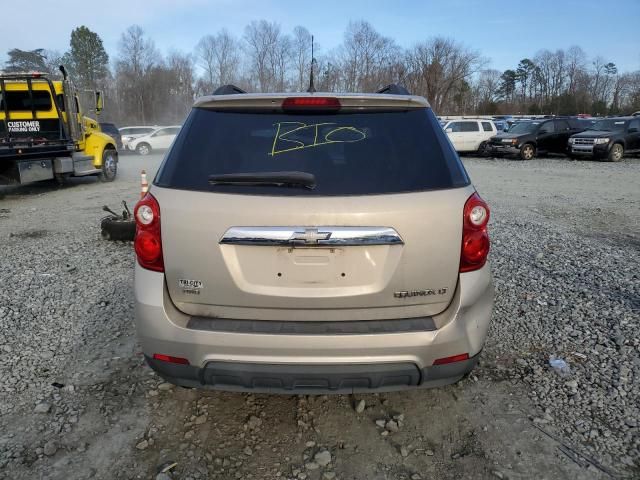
[[0, 90, 52, 111], [155, 107, 469, 196]]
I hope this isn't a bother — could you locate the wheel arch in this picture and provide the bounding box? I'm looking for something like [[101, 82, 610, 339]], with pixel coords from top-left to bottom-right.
[[85, 132, 117, 167]]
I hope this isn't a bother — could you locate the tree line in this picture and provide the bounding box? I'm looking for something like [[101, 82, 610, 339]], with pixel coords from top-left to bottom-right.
[[3, 21, 639, 125]]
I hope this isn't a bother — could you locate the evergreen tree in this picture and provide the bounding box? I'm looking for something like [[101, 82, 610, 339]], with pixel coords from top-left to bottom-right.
[[69, 26, 109, 88]]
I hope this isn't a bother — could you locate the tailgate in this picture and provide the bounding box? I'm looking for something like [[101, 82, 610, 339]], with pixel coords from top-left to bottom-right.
[[155, 185, 473, 320]]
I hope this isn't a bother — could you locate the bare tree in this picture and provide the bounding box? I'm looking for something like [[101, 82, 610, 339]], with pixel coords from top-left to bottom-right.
[[16, 19, 636, 123], [477, 69, 502, 103], [196, 30, 240, 91], [166, 51, 195, 118], [42, 49, 66, 77], [115, 25, 159, 124], [292, 26, 312, 91], [566, 46, 587, 94], [338, 21, 400, 92], [244, 20, 291, 92], [405, 37, 484, 112]]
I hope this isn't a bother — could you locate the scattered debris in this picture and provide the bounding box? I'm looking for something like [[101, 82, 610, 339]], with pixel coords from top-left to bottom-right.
[[548, 357, 571, 377]]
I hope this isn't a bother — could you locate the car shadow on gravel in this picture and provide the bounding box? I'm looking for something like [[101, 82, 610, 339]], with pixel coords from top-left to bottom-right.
[[0, 177, 99, 199]]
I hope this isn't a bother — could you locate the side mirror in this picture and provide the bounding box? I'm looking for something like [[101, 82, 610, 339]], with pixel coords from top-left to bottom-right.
[[539, 129, 548, 135], [95, 91, 104, 113], [445, 128, 453, 133]]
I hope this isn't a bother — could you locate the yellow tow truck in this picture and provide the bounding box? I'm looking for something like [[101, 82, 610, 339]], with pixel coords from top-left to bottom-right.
[[0, 66, 117, 185]]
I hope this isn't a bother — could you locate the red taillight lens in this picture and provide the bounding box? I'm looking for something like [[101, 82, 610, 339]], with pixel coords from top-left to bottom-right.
[[152, 354, 190, 365], [134, 193, 164, 272], [282, 97, 341, 110], [433, 353, 470, 366], [460, 192, 490, 273], [135, 231, 162, 262]]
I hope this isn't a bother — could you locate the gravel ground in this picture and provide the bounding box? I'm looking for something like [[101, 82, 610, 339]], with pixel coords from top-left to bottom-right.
[[0, 153, 638, 480]]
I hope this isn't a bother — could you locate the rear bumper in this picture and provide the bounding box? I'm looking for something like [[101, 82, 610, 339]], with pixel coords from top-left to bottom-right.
[[134, 263, 494, 393], [145, 352, 480, 394]]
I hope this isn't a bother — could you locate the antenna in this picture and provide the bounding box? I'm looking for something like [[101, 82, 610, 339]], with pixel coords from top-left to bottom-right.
[[307, 35, 316, 93]]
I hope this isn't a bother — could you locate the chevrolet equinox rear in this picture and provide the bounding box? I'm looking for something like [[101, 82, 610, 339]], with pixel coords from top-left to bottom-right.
[[134, 84, 494, 394]]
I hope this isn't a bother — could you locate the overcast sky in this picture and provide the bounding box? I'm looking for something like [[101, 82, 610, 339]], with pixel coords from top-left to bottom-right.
[[3, 0, 640, 73]]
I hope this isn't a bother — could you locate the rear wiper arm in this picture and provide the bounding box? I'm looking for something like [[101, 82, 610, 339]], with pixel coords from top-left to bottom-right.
[[208, 171, 316, 189]]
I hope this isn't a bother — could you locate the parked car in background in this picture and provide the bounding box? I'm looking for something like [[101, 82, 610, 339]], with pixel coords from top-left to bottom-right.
[[488, 117, 587, 160], [632, 111, 640, 117], [128, 126, 181, 155], [99, 122, 123, 150], [134, 85, 494, 393], [119, 126, 158, 151], [443, 119, 497, 154], [568, 117, 640, 161], [493, 120, 509, 132]]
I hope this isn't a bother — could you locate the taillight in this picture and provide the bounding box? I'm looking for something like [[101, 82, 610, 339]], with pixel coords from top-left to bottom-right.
[[433, 353, 470, 365], [460, 192, 490, 273], [134, 193, 164, 272], [152, 353, 190, 365], [282, 97, 341, 111]]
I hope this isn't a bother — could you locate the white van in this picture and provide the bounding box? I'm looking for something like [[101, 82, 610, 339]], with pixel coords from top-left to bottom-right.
[[443, 119, 497, 154]]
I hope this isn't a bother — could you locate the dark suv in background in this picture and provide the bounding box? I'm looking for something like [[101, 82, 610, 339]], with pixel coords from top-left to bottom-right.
[[568, 117, 640, 161], [99, 122, 123, 151], [488, 118, 588, 160]]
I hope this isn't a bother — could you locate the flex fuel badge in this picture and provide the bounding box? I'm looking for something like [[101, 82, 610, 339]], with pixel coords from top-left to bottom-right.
[[179, 279, 203, 295]]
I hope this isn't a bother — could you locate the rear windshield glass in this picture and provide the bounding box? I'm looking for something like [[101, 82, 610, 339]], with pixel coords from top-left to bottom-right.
[[155, 108, 469, 196], [509, 121, 539, 134], [0, 90, 52, 111], [589, 119, 628, 132]]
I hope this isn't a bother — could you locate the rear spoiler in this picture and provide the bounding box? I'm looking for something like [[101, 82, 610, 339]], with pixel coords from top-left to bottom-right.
[[194, 93, 429, 111]]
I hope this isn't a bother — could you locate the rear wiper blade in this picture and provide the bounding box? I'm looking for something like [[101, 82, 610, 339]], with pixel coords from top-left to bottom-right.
[[208, 171, 316, 189]]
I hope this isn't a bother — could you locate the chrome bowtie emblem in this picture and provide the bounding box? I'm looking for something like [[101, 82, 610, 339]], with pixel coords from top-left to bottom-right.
[[289, 228, 332, 244]]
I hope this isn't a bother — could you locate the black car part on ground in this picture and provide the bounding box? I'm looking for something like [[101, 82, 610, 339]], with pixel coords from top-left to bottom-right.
[[101, 201, 135, 241]]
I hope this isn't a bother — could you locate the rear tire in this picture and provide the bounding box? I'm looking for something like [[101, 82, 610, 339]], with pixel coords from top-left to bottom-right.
[[100, 149, 118, 182], [477, 142, 490, 157], [607, 143, 624, 162], [136, 143, 151, 156], [519, 143, 536, 160]]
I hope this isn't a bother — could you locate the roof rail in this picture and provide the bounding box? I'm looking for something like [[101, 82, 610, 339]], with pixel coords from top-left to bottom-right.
[[212, 84, 247, 95], [376, 84, 411, 95]]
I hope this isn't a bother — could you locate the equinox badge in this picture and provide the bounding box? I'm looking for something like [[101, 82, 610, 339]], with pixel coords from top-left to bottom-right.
[[394, 288, 448, 298]]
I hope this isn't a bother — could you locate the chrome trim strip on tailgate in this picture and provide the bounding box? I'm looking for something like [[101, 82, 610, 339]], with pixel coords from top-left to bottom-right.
[[219, 226, 404, 246]]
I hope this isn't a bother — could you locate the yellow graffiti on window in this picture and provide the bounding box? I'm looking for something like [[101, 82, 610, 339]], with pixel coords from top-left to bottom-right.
[[269, 122, 367, 156]]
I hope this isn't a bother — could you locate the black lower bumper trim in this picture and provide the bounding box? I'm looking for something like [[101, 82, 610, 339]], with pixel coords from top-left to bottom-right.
[[144, 353, 480, 394]]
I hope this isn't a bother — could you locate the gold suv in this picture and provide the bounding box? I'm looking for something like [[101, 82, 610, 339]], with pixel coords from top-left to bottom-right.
[[133, 85, 494, 394]]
